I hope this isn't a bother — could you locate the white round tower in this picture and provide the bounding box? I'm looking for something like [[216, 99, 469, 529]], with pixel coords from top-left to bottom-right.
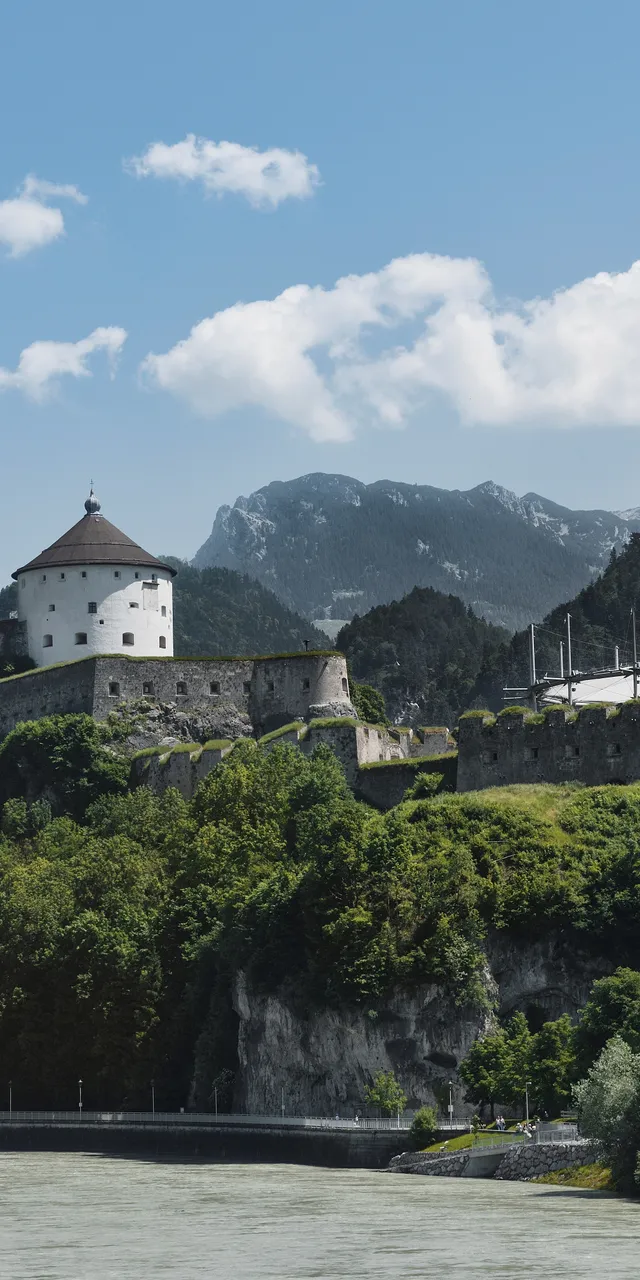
[[13, 489, 176, 667]]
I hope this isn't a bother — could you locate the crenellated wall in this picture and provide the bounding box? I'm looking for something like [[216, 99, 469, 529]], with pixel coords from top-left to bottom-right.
[[457, 702, 640, 792]]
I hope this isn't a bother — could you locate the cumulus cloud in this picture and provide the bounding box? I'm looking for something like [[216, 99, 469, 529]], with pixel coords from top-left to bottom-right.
[[0, 173, 88, 257], [141, 253, 640, 439], [127, 134, 320, 208], [0, 327, 127, 400]]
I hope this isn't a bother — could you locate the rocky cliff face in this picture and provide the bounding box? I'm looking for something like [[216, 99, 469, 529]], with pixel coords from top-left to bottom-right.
[[193, 472, 640, 632], [221, 936, 610, 1117]]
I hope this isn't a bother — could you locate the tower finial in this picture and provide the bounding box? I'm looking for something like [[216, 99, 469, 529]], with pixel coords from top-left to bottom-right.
[[84, 483, 101, 515]]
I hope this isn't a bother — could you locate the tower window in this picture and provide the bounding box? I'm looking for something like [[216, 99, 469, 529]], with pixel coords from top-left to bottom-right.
[[303, 678, 310, 691], [99, 619, 105, 625], [142, 682, 154, 696], [114, 571, 121, 579], [341, 677, 348, 692], [59, 572, 65, 581], [129, 601, 139, 608], [267, 681, 275, 693], [75, 632, 88, 645], [243, 681, 251, 694], [41, 574, 47, 583], [161, 605, 167, 617], [135, 572, 140, 580], [159, 636, 167, 649], [176, 681, 187, 695], [151, 574, 157, 582], [109, 682, 120, 697], [88, 602, 97, 614], [81, 571, 87, 578], [210, 681, 220, 695], [43, 634, 53, 648], [122, 632, 134, 646], [48, 604, 55, 613]]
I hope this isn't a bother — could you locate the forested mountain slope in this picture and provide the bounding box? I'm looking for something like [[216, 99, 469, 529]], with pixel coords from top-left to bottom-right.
[[337, 587, 508, 725], [194, 472, 640, 632], [472, 534, 640, 708]]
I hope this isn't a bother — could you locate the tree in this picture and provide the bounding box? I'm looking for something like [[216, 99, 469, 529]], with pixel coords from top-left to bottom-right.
[[409, 1106, 438, 1149], [459, 1029, 510, 1119], [0, 715, 128, 820], [364, 1070, 407, 1116], [500, 1012, 533, 1109], [351, 682, 388, 725], [529, 1015, 575, 1116], [574, 1035, 640, 1194], [574, 969, 640, 1074]]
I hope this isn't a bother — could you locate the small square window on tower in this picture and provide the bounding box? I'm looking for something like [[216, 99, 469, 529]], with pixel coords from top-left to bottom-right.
[[81, 571, 87, 578], [142, 682, 154, 696], [341, 677, 348, 692], [161, 605, 167, 617], [176, 681, 187, 695], [114, 570, 121, 579], [59, 572, 65, 580], [88, 602, 97, 614], [48, 604, 55, 613], [303, 678, 310, 691], [122, 632, 134, 646], [159, 636, 167, 649], [43, 634, 53, 648], [210, 681, 220, 695], [75, 632, 88, 645], [109, 682, 120, 697], [243, 681, 251, 694], [267, 681, 275, 693]]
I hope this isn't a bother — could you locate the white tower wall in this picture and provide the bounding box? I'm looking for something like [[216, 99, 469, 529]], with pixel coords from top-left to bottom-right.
[[18, 564, 174, 667]]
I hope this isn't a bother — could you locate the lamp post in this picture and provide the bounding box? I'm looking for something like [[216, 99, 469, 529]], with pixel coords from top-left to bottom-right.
[[78, 1078, 83, 1118], [525, 1080, 531, 1127], [8, 1081, 11, 1119], [448, 1079, 453, 1125], [151, 1079, 155, 1117]]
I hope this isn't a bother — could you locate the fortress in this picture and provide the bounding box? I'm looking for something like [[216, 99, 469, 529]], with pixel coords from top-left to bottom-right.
[[4, 491, 640, 804]]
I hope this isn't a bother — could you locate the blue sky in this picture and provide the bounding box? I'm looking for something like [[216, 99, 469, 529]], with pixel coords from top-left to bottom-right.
[[2, 0, 640, 583]]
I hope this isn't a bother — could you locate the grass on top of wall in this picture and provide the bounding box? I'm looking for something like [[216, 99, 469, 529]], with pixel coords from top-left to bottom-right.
[[202, 739, 234, 752], [0, 650, 343, 684], [308, 716, 360, 730], [258, 722, 307, 746], [359, 751, 457, 771]]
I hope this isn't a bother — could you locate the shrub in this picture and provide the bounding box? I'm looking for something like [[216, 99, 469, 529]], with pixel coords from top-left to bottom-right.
[[409, 1106, 438, 1149]]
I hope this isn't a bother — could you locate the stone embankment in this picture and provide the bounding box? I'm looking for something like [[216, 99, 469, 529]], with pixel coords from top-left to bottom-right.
[[388, 1141, 591, 1180]]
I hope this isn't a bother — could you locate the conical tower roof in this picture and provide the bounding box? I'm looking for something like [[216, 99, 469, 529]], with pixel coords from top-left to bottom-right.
[[13, 491, 176, 579]]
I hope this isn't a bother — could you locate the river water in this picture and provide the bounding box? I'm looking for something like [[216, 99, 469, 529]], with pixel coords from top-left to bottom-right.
[[0, 1154, 638, 1278]]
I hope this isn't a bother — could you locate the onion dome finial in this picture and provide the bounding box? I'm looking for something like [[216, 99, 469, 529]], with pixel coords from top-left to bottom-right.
[[84, 483, 101, 515]]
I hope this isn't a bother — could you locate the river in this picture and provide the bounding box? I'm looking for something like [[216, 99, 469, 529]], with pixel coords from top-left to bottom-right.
[[0, 1154, 637, 1278]]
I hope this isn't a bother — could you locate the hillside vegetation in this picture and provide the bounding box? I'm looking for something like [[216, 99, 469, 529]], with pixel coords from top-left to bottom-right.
[[337, 587, 508, 725], [3, 715, 640, 1112]]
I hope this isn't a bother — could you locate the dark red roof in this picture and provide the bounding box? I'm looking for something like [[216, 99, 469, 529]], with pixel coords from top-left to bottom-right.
[[12, 513, 177, 578]]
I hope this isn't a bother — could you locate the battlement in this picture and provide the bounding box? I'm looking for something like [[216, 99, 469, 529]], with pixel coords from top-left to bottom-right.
[[457, 701, 640, 791]]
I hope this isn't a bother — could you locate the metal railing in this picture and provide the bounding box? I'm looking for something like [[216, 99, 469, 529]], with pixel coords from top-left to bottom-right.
[[0, 1109, 472, 1132]]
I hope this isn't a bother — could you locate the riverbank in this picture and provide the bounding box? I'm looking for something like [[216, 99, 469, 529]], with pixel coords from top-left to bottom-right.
[[388, 1140, 592, 1180], [532, 1163, 614, 1190], [0, 1120, 406, 1169]]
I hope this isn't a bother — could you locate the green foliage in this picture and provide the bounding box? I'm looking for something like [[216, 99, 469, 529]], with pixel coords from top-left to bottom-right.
[[497, 705, 532, 717], [460, 1010, 575, 1117], [0, 715, 129, 820], [337, 587, 509, 727], [164, 558, 331, 656], [409, 1105, 438, 1149], [574, 969, 640, 1074], [351, 682, 388, 725], [574, 1036, 640, 1194], [258, 722, 306, 746], [364, 1069, 407, 1116]]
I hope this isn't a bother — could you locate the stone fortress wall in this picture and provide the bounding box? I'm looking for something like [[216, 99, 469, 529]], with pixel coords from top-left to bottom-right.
[[0, 651, 354, 742], [456, 702, 640, 792]]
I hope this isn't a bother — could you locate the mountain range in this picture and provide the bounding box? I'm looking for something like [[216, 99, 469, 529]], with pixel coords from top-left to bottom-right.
[[194, 473, 640, 633]]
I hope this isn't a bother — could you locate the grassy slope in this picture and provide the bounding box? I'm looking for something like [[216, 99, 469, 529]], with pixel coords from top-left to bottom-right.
[[533, 1164, 614, 1190]]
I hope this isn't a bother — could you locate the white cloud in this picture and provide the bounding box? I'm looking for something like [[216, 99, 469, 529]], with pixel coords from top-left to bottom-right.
[[0, 174, 88, 258], [0, 327, 127, 400], [141, 253, 640, 439], [128, 134, 320, 208]]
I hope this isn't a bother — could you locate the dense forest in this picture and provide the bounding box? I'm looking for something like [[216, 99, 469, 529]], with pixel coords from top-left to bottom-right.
[[3, 713, 640, 1126], [337, 587, 508, 725]]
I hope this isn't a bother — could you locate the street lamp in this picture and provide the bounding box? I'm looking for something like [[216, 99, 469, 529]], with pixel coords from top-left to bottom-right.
[[8, 1080, 11, 1119], [525, 1080, 531, 1126], [448, 1079, 454, 1125], [151, 1079, 155, 1117], [78, 1078, 83, 1118]]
